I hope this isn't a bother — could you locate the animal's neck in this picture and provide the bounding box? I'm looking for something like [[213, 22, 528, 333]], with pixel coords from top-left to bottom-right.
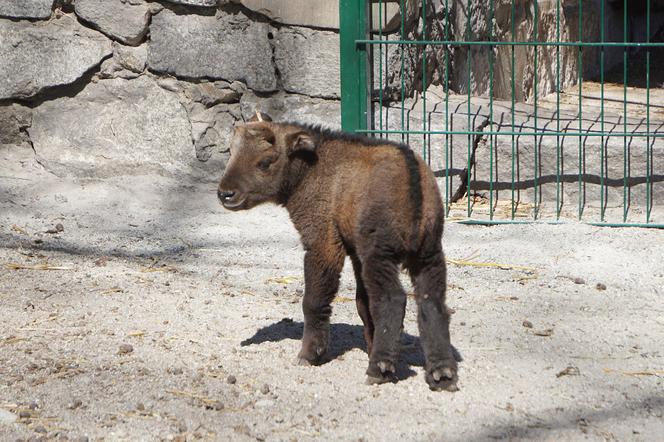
[[277, 156, 314, 207]]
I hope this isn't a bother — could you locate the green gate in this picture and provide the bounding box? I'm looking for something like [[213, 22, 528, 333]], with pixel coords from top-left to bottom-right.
[[339, 0, 664, 228]]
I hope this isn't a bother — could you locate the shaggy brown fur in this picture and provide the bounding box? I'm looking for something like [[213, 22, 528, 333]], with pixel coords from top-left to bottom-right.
[[218, 116, 458, 391]]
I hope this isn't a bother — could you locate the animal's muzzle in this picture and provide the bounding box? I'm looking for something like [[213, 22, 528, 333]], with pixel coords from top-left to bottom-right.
[[217, 189, 236, 203]]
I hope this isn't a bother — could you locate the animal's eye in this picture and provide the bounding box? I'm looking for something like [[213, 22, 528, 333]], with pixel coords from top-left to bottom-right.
[[257, 158, 272, 170]]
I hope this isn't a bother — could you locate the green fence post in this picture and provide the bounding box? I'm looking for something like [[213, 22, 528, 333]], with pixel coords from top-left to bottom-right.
[[339, 0, 369, 133]]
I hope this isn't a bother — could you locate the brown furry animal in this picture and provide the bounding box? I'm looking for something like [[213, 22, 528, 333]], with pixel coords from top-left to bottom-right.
[[218, 115, 458, 391]]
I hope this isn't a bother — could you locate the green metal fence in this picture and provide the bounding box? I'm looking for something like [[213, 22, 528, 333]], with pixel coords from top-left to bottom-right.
[[339, 0, 664, 228]]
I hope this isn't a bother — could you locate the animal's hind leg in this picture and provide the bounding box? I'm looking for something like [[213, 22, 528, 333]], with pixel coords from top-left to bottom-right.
[[361, 254, 407, 384], [411, 252, 458, 391], [350, 254, 374, 355]]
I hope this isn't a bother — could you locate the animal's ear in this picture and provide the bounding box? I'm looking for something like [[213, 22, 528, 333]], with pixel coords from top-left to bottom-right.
[[247, 111, 273, 123], [286, 131, 315, 155], [244, 122, 275, 145]]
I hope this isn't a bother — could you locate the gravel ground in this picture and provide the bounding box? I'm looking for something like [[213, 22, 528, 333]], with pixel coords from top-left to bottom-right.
[[1, 146, 663, 441]]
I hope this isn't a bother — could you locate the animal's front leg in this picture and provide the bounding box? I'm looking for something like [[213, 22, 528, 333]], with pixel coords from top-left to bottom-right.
[[297, 249, 343, 365]]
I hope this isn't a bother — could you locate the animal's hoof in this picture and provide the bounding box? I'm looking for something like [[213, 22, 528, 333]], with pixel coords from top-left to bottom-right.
[[296, 347, 327, 366], [377, 361, 395, 374], [433, 367, 454, 382], [366, 360, 396, 384], [365, 371, 396, 385], [365, 374, 394, 385], [426, 363, 459, 392], [295, 357, 312, 366]]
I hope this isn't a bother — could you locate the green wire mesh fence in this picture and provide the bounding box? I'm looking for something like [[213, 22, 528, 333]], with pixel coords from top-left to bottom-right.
[[339, 0, 664, 227]]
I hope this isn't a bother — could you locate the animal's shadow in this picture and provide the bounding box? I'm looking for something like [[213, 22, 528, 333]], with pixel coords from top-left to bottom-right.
[[241, 318, 462, 382]]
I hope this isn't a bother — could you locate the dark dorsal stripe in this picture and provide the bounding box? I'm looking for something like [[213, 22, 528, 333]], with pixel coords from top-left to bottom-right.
[[395, 145, 423, 248], [287, 122, 424, 247]]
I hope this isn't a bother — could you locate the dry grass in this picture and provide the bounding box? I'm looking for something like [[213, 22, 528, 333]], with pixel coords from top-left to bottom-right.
[[446, 257, 537, 272], [603, 368, 664, 377], [5, 262, 72, 271], [265, 276, 300, 284]]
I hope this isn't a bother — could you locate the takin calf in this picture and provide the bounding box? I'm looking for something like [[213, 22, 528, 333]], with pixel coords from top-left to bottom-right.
[[218, 114, 458, 391]]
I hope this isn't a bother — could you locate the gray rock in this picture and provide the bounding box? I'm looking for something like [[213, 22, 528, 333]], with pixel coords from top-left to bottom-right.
[[74, 0, 150, 46], [0, 104, 32, 145], [0, 16, 112, 100], [67, 399, 83, 410], [98, 43, 147, 79], [240, 0, 338, 28], [0, 0, 53, 19], [99, 58, 140, 80], [156, 77, 183, 93], [185, 82, 240, 107], [240, 90, 340, 128], [229, 81, 246, 95], [186, 102, 236, 165], [114, 42, 148, 73], [117, 344, 133, 355], [113, 44, 148, 72], [274, 26, 340, 99], [163, 0, 218, 6], [28, 76, 194, 177], [148, 9, 277, 91], [148, 3, 164, 14], [238, 0, 399, 31]]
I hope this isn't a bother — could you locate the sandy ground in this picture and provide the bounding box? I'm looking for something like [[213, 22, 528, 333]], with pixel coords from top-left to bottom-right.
[[1, 145, 664, 442]]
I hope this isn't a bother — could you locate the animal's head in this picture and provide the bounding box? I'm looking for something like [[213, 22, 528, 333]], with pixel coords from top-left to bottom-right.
[[217, 114, 316, 211]]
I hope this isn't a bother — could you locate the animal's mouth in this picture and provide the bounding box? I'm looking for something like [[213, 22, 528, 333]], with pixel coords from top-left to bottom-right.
[[221, 195, 247, 210]]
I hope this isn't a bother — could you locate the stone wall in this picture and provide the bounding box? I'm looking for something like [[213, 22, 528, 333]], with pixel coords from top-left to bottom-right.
[[0, 0, 343, 181]]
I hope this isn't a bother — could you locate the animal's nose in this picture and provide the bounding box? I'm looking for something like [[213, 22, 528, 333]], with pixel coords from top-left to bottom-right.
[[218, 189, 236, 201]]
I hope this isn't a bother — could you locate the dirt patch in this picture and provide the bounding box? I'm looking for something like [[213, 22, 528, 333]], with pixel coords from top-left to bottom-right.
[[1, 153, 663, 441]]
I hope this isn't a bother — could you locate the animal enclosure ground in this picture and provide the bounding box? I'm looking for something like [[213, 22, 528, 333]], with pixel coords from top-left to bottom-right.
[[1, 149, 663, 441]]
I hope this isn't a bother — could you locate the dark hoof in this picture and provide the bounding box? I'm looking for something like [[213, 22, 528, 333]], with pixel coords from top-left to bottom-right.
[[426, 364, 459, 392], [295, 357, 312, 366], [366, 360, 396, 384], [365, 374, 396, 385], [296, 347, 327, 366]]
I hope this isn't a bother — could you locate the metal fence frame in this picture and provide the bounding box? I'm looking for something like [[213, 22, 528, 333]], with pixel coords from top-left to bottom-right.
[[339, 0, 664, 228]]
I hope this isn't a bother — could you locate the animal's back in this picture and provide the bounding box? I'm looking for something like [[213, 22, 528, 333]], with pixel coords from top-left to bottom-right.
[[316, 136, 443, 257]]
